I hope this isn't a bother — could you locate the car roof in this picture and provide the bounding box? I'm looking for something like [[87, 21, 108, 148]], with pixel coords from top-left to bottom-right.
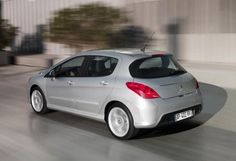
[[78, 48, 170, 59], [48, 48, 172, 77]]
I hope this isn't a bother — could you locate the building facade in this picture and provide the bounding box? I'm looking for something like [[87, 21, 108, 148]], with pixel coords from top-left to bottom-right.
[[3, 0, 236, 64], [127, 0, 236, 64], [3, 0, 125, 55]]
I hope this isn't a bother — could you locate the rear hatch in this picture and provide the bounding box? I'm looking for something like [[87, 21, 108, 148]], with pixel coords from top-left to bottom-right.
[[129, 54, 197, 99], [134, 74, 196, 99]]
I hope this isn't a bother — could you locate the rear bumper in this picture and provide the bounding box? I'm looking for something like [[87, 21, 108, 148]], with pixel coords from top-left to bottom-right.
[[133, 89, 202, 128], [157, 104, 202, 127]]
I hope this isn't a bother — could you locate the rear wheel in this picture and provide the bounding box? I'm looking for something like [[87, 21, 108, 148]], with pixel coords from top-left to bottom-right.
[[106, 103, 139, 139], [30, 87, 50, 114]]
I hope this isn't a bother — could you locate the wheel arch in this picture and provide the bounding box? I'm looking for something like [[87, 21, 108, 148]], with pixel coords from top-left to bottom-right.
[[104, 100, 128, 122], [30, 84, 41, 94]]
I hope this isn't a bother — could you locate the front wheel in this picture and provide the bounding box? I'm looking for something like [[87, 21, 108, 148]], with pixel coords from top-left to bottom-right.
[[30, 87, 50, 114], [107, 103, 139, 140]]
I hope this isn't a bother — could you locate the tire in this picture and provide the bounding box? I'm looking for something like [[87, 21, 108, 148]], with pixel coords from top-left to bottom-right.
[[106, 103, 139, 140], [30, 87, 50, 114]]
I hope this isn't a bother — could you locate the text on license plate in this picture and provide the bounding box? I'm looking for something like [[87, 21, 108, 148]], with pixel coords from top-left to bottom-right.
[[175, 110, 194, 122]]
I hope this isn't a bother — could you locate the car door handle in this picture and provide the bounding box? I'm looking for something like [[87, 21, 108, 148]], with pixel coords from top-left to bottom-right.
[[67, 80, 74, 86], [100, 81, 109, 86]]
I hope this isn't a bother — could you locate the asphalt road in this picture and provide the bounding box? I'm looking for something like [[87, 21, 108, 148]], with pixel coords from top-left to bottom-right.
[[0, 65, 235, 161]]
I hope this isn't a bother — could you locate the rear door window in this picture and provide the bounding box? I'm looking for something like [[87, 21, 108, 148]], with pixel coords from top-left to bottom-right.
[[83, 56, 118, 77]]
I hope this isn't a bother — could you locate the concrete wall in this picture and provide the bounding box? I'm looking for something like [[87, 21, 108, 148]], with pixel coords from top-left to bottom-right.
[[178, 34, 236, 63], [4, 0, 236, 63], [126, 0, 236, 64], [3, 0, 125, 34]]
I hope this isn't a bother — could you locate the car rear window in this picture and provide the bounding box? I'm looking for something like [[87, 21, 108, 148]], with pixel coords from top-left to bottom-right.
[[129, 55, 186, 78]]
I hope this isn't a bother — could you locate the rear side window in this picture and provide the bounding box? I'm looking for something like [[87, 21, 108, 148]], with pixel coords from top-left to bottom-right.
[[129, 55, 186, 78], [84, 56, 118, 77]]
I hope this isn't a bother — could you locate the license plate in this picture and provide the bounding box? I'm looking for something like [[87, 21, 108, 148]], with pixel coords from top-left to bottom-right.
[[175, 110, 194, 122]]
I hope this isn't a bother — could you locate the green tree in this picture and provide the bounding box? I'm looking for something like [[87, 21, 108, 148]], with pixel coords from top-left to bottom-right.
[[0, 1, 17, 51], [47, 3, 128, 49], [0, 19, 17, 51]]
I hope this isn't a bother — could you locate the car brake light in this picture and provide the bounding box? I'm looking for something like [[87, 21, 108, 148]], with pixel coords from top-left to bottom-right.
[[126, 82, 160, 99], [196, 80, 199, 89]]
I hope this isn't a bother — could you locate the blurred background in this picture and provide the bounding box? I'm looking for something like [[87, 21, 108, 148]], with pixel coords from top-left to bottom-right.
[[2, 0, 236, 66]]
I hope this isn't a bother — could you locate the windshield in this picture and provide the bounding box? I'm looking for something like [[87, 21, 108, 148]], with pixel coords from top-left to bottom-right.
[[129, 55, 186, 78]]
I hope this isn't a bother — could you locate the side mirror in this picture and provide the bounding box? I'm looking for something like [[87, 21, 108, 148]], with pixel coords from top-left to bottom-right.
[[49, 70, 57, 80]]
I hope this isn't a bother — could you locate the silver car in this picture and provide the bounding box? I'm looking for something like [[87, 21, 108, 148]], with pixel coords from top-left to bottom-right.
[[27, 49, 202, 139]]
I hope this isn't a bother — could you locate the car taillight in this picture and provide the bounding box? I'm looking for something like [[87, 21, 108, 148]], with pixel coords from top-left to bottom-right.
[[126, 82, 160, 99], [196, 80, 199, 89]]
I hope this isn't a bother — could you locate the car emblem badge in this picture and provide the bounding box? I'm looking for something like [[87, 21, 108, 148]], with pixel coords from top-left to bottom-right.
[[178, 85, 184, 93]]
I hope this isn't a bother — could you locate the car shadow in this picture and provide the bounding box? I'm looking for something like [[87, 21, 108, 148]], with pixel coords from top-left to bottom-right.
[[136, 82, 228, 139]]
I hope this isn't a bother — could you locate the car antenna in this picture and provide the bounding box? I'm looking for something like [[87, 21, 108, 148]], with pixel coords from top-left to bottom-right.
[[140, 32, 155, 53]]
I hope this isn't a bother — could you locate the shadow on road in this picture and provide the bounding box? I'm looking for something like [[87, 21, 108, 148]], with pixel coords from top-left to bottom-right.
[[193, 82, 228, 123]]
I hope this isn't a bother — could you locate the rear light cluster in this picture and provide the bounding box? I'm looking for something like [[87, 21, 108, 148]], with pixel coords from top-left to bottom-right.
[[126, 82, 160, 99]]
